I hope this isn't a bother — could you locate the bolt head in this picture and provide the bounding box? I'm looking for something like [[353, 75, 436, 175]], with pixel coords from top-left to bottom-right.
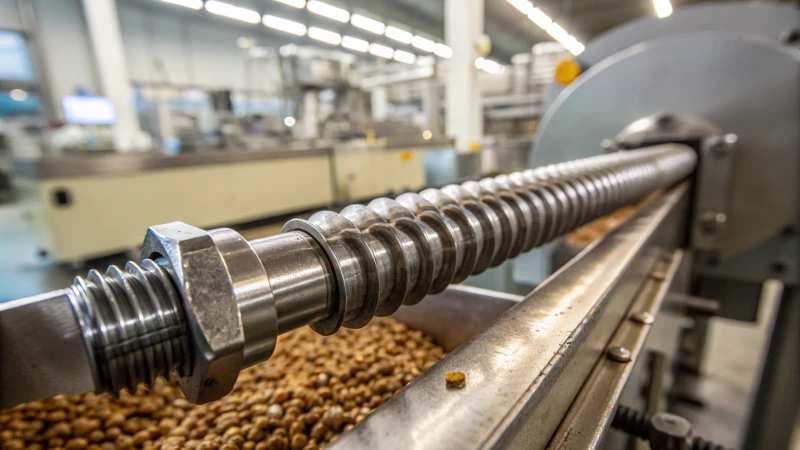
[[649, 412, 692, 447], [708, 134, 736, 158], [631, 311, 655, 325], [607, 346, 632, 362], [699, 211, 727, 234]]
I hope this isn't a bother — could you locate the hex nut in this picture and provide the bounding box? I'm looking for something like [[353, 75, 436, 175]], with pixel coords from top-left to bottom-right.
[[141, 222, 245, 404]]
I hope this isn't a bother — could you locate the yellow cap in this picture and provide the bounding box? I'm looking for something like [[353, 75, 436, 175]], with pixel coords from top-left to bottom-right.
[[554, 59, 582, 85]]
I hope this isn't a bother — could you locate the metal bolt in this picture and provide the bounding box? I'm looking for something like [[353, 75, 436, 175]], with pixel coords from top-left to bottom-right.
[[650, 270, 667, 281], [631, 311, 655, 325], [699, 211, 726, 234], [780, 28, 800, 45], [601, 139, 618, 153], [607, 346, 632, 363], [656, 113, 675, 127], [708, 134, 736, 158]]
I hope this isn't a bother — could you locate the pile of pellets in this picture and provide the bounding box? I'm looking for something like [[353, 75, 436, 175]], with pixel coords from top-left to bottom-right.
[[0, 318, 445, 450]]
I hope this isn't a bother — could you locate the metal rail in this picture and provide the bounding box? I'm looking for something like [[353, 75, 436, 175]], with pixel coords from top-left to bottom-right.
[[0, 144, 696, 409], [329, 182, 691, 450]]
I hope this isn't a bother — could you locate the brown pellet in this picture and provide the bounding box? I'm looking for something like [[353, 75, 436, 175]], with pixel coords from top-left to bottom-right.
[[445, 371, 466, 389], [0, 318, 445, 449]]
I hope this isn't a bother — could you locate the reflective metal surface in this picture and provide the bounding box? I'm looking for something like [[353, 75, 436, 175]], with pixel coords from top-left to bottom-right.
[[0, 290, 96, 410], [535, 33, 800, 257], [393, 285, 522, 352], [329, 183, 690, 450], [546, 3, 799, 105], [0, 145, 696, 407], [547, 251, 684, 450]]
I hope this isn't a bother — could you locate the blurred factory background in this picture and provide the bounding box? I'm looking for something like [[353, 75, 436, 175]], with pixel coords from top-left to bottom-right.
[[0, 1, 799, 450], [0, 0, 614, 298]]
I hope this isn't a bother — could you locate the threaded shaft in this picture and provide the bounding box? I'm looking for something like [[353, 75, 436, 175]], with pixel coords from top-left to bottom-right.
[[612, 404, 651, 440], [68, 259, 189, 394], [691, 437, 729, 450], [65, 144, 696, 397], [284, 144, 696, 334]]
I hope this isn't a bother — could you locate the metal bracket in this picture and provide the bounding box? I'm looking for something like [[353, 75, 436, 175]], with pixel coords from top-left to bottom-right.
[[690, 134, 737, 254]]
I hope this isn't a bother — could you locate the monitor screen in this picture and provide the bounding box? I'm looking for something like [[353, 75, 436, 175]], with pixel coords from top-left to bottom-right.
[[62, 96, 116, 125]]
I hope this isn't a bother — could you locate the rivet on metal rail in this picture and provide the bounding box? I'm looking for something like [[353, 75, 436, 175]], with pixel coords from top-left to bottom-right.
[[607, 346, 633, 363], [630, 311, 655, 325]]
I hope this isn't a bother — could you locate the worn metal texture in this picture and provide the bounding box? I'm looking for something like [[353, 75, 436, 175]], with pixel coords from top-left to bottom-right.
[[392, 285, 522, 352], [141, 223, 249, 404], [546, 251, 685, 450], [328, 183, 690, 450], [0, 290, 96, 410]]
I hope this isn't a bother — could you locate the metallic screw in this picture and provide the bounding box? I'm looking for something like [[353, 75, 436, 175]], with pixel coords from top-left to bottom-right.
[[780, 28, 800, 45], [709, 134, 737, 158], [601, 139, 618, 153], [650, 270, 667, 281], [607, 346, 632, 363], [699, 211, 727, 234], [631, 311, 655, 325]]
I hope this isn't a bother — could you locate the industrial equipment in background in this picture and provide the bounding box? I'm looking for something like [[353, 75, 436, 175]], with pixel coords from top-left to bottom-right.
[[0, 3, 798, 450]]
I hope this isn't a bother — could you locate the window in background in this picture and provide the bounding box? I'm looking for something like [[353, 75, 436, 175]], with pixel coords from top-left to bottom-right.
[[0, 30, 35, 82]]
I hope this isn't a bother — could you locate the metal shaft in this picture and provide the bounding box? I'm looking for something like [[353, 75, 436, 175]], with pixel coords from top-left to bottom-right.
[[1, 144, 696, 407]]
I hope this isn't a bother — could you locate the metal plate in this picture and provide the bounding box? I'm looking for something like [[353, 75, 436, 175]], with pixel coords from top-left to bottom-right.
[[534, 33, 800, 257], [546, 3, 800, 104]]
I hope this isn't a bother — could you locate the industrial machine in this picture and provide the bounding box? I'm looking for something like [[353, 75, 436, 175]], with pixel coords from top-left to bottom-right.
[[1, 3, 798, 450]]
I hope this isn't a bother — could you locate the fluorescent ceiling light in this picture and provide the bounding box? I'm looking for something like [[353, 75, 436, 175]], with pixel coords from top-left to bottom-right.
[[568, 41, 585, 56], [273, 0, 306, 8], [341, 35, 369, 52], [205, 1, 260, 23], [411, 35, 435, 52], [351, 14, 385, 34], [160, 0, 203, 10], [546, 23, 569, 42], [385, 26, 413, 44], [307, 1, 350, 23], [653, 0, 673, 18], [308, 27, 341, 45], [393, 49, 416, 64], [434, 43, 452, 59], [527, 7, 552, 29], [263, 15, 307, 35], [475, 57, 504, 75], [506, 0, 533, 14], [369, 43, 394, 59]]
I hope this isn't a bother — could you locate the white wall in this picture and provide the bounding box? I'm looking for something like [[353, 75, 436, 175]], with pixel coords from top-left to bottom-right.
[[118, 1, 283, 92], [34, 0, 99, 107], [0, 0, 21, 31], [4, 0, 287, 120]]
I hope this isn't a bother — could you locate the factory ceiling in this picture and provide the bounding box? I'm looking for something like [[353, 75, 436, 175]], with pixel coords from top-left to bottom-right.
[[138, 0, 793, 63], [370, 0, 793, 61]]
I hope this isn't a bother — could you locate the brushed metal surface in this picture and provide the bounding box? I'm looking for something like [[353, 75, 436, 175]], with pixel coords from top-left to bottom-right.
[[535, 33, 800, 258], [328, 183, 689, 450], [0, 290, 96, 409]]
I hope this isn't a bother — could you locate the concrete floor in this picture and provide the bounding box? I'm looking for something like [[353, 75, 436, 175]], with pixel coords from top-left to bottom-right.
[[1, 203, 797, 448]]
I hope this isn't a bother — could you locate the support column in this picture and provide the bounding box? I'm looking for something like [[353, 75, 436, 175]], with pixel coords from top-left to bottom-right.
[[302, 90, 319, 139], [422, 79, 441, 134], [371, 87, 389, 121], [445, 0, 483, 153], [82, 0, 144, 152]]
